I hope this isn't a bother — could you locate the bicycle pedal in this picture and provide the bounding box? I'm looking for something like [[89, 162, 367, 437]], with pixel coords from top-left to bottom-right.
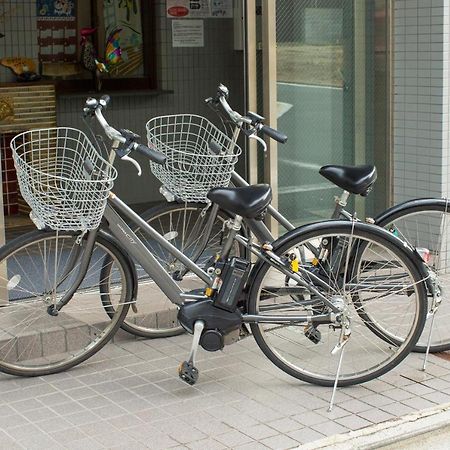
[[178, 361, 199, 385], [305, 325, 321, 344]]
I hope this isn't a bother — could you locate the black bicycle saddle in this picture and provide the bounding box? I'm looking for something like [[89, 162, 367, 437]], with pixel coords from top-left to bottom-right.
[[207, 184, 272, 219], [319, 165, 377, 196]]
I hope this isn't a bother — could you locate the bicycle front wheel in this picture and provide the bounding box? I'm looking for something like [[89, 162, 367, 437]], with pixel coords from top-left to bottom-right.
[[0, 230, 132, 376], [248, 221, 427, 387], [375, 198, 450, 352]]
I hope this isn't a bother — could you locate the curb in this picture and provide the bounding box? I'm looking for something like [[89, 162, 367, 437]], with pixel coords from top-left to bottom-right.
[[297, 402, 450, 449]]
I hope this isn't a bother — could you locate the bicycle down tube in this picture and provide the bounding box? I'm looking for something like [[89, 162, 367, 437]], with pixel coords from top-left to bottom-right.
[[104, 193, 212, 305]]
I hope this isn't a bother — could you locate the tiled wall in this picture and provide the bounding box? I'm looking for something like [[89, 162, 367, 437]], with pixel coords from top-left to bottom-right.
[[0, 133, 18, 216], [2, 1, 245, 205], [0, 1, 39, 82], [393, 0, 450, 202]]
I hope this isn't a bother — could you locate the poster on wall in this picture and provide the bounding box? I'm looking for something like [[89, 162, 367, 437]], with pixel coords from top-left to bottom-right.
[[102, 0, 144, 78], [172, 20, 204, 47], [36, 0, 77, 63], [167, 0, 232, 18]]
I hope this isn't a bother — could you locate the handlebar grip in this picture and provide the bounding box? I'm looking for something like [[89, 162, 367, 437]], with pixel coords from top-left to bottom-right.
[[100, 95, 110, 108], [135, 144, 166, 165], [261, 125, 288, 144]]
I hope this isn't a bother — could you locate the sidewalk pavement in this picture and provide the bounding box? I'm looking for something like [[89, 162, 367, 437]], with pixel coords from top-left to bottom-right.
[[1, 329, 450, 450]]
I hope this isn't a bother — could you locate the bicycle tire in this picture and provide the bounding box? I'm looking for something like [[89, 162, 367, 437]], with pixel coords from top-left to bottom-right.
[[247, 221, 427, 387], [0, 229, 132, 377], [373, 198, 450, 353], [103, 202, 243, 338]]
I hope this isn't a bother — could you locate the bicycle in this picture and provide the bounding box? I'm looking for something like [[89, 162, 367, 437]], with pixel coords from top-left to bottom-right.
[[119, 84, 450, 360], [4, 94, 427, 393]]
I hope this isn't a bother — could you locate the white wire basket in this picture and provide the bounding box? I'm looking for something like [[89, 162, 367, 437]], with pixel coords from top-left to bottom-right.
[[146, 114, 242, 202], [10, 127, 117, 231]]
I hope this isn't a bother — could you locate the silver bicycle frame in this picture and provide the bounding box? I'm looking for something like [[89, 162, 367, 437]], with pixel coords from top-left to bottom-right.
[[104, 193, 213, 306], [102, 192, 340, 314]]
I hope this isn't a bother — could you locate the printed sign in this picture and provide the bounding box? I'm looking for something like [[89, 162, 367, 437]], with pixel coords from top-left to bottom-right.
[[172, 20, 204, 47], [167, 0, 232, 18]]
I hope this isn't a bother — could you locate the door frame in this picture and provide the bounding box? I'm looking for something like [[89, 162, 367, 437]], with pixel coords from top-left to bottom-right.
[[246, 0, 393, 225]]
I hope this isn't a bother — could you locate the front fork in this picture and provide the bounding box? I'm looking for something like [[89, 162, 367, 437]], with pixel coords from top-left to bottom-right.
[[47, 229, 98, 316]]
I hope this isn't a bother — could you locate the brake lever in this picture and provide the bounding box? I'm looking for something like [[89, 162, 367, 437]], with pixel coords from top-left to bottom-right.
[[249, 134, 267, 152], [122, 155, 142, 176]]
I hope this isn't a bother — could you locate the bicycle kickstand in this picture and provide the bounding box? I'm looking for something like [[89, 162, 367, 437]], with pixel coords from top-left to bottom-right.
[[328, 321, 351, 412], [178, 320, 205, 386], [422, 296, 441, 372]]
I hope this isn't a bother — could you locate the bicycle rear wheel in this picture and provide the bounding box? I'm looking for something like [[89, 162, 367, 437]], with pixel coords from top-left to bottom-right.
[[0, 230, 131, 376], [248, 221, 427, 387], [375, 198, 450, 352], [110, 202, 242, 338]]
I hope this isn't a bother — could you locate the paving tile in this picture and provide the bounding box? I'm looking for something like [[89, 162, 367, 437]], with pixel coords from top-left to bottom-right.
[[315, 406, 352, 420], [382, 388, 415, 402], [260, 434, 300, 450], [64, 437, 106, 450], [401, 396, 438, 410], [10, 398, 43, 413], [359, 393, 395, 408], [49, 401, 88, 417], [292, 411, 328, 427], [65, 409, 104, 426], [311, 421, 349, 437], [234, 442, 270, 450], [21, 406, 59, 422], [335, 414, 372, 430], [135, 407, 172, 423], [80, 419, 120, 437], [423, 391, 450, 404], [15, 432, 60, 450], [0, 413, 31, 429], [59, 386, 97, 401], [150, 418, 208, 444], [186, 437, 227, 450], [357, 408, 396, 424], [35, 416, 74, 433], [379, 402, 416, 417], [5, 424, 42, 441], [338, 398, 373, 414], [93, 429, 143, 448], [267, 417, 304, 434], [215, 429, 254, 447], [107, 413, 145, 430], [242, 424, 279, 440], [288, 427, 326, 444], [89, 403, 129, 419], [181, 415, 232, 437], [49, 427, 89, 444], [402, 383, 435, 396]]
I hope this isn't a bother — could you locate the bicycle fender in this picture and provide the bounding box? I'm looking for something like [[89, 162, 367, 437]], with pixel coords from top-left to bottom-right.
[[98, 229, 138, 306], [373, 198, 449, 226], [244, 219, 429, 310]]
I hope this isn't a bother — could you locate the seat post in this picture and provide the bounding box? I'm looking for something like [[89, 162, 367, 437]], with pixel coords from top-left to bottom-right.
[[220, 215, 243, 261], [331, 190, 350, 219]]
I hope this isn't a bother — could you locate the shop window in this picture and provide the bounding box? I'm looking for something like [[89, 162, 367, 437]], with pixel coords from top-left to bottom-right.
[[36, 0, 156, 92]]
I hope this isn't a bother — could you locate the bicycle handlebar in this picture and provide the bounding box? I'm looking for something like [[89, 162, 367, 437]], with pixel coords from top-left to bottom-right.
[[135, 143, 166, 165], [210, 84, 287, 145], [260, 125, 288, 144], [86, 97, 166, 170]]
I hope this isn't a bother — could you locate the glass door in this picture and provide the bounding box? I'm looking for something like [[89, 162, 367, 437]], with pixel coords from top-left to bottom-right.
[[255, 0, 390, 227]]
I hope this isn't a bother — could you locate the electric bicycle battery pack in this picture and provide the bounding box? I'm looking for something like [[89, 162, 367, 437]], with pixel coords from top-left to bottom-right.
[[214, 257, 251, 312]]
